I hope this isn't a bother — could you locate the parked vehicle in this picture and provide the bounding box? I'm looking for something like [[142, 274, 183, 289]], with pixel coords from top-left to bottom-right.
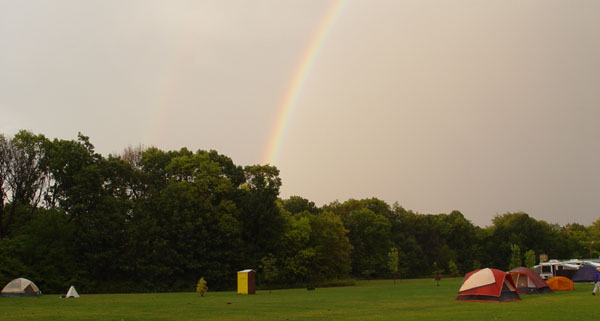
[[533, 260, 581, 280]]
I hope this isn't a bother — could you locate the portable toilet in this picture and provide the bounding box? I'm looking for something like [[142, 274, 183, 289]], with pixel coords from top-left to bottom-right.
[[237, 269, 256, 294]]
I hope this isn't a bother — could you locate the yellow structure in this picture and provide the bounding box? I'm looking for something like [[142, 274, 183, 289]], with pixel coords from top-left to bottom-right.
[[237, 269, 256, 295]]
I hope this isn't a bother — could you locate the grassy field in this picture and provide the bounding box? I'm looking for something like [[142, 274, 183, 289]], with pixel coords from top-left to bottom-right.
[[0, 278, 597, 321]]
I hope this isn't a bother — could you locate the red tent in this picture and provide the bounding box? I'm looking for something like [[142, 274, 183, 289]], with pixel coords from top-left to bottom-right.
[[456, 268, 521, 302], [509, 267, 553, 294]]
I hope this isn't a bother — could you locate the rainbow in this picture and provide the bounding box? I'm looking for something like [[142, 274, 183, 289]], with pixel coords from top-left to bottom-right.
[[263, 0, 347, 165]]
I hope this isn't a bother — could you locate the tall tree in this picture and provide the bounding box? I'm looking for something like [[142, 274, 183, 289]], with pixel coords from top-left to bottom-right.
[[238, 165, 285, 267], [0, 131, 49, 237], [508, 244, 522, 270], [43, 133, 104, 213], [0, 135, 8, 238], [343, 207, 392, 278], [524, 249, 536, 268], [130, 150, 243, 291], [487, 212, 561, 270], [261, 210, 351, 286]]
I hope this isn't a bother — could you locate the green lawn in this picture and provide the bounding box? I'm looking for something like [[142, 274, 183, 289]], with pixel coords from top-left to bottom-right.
[[0, 278, 597, 321]]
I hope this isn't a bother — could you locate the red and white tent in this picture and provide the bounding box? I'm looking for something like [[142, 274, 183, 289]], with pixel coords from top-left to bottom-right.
[[456, 268, 521, 302]]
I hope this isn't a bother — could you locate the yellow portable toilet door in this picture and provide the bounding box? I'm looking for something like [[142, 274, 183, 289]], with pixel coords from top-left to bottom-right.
[[237, 271, 248, 294]]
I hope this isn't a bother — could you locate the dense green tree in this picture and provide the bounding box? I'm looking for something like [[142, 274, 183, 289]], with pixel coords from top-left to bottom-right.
[[2, 129, 599, 293], [0, 134, 9, 238], [44, 135, 132, 291], [486, 212, 562, 270], [280, 196, 319, 215], [307, 211, 352, 281], [343, 207, 392, 278], [391, 211, 449, 275], [43, 133, 105, 213], [238, 165, 285, 268], [448, 260, 459, 276], [0, 131, 49, 238], [360, 198, 394, 221], [203, 150, 245, 188], [0, 237, 29, 288], [387, 247, 399, 279], [524, 249, 536, 268], [588, 219, 600, 258], [435, 211, 482, 274], [130, 150, 243, 291], [261, 210, 351, 286], [388, 208, 427, 277], [508, 244, 522, 270], [16, 209, 79, 292]]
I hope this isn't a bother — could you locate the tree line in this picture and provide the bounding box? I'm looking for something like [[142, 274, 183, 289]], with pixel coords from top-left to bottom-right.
[[1, 130, 599, 293]]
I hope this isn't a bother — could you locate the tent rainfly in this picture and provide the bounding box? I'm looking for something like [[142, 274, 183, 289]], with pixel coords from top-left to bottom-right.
[[65, 286, 80, 298], [456, 268, 521, 302], [509, 267, 553, 294], [1, 278, 41, 297]]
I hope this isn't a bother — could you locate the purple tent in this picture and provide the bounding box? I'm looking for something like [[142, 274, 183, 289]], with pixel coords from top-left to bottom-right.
[[571, 265, 596, 282]]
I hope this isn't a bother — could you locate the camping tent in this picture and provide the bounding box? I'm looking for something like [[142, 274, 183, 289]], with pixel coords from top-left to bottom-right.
[[546, 276, 574, 291], [456, 268, 521, 302], [509, 267, 553, 294], [1, 278, 41, 297], [571, 265, 596, 282], [65, 286, 80, 298]]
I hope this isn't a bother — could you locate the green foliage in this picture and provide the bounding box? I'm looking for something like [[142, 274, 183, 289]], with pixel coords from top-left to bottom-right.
[[0, 131, 49, 238], [259, 254, 280, 286], [589, 218, 600, 240], [509, 243, 522, 270], [2, 130, 599, 294], [280, 196, 319, 215], [488, 212, 562, 270], [328, 201, 392, 278], [262, 211, 351, 287], [524, 249, 536, 268], [238, 164, 285, 268], [387, 247, 399, 276], [0, 237, 29, 288], [448, 260, 459, 276]]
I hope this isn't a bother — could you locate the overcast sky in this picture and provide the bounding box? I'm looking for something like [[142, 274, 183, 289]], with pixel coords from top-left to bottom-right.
[[1, 0, 599, 227]]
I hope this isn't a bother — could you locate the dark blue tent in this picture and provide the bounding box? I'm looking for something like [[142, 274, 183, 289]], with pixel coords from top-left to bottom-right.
[[571, 265, 597, 282]]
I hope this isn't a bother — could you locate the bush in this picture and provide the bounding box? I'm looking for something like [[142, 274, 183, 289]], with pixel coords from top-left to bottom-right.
[[196, 278, 208, 296]]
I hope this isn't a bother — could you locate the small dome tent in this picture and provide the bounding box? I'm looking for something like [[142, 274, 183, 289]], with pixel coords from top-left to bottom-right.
[[546, 276, 574, 291], [1, 278, 41, 297], [456, 268, 521, 302], [509, 267, 553, 294]]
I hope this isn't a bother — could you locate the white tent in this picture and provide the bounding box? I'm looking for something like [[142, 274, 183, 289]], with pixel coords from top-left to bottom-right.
[[65, 285, 80, 298], [1, 278, 41, 297]]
